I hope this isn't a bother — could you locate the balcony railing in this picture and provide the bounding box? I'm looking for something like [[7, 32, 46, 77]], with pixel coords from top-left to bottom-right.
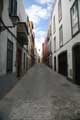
[[17, 22, 28, 45]]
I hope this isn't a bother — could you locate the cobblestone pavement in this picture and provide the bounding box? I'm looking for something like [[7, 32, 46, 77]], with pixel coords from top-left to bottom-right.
[[0, 64, 80, 120]]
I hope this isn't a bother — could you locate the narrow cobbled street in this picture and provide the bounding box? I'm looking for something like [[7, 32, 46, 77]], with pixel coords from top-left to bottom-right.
[[0, 64, 80, 120]]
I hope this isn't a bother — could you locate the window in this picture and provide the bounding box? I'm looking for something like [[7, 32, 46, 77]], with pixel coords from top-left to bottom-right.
[[53, 16, 56, 33], [54, 37, 56, 52], [7, 39, 13, 73], [58, 0, 62, 22], [71, 0, 79, 36], [49, 41, 52, 54], [59, 25, 63, 47], [9, 0, 17, 16], [0, 0, 3, 18]]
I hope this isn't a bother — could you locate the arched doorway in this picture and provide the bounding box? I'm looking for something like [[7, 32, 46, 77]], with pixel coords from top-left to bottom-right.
[[58, 51, 68, 77], [72, 44, 80, 85]]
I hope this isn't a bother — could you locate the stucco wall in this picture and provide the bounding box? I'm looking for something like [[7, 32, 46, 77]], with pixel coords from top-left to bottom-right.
[[51, 0, 80, 79], [0, 0, 17, 76]]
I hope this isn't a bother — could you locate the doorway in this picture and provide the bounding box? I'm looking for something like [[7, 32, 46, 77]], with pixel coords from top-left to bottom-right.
[[58, 51, 68, 77], [73, 44, 80, 85], [17, 48, 22, 77], [54, 56, 56, 71]]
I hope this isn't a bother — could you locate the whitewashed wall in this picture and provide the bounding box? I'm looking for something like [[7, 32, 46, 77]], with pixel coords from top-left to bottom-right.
[[0, 0, 17, 76], [51, 0, 80, 79]]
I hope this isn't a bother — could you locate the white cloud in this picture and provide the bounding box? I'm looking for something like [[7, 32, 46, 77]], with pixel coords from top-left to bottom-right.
[[35, 38, 44, 56], [25, 4, 48, 25], [36, 30, 46, 39], [35, 0, 55, 18], [25, 1, 55, 56], [35, 30, 46, 56], [25, 4, 48, 56], [35, 0, 53, 5]]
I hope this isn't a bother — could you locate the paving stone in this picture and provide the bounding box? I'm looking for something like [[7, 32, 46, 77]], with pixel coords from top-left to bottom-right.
[[0, 64, 80, 120]]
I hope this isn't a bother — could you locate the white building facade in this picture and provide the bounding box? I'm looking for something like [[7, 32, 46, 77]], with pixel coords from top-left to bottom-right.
[[51, 0, 80, 84], [0, 0, 18, 80], [0, 0, 28, 94]]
